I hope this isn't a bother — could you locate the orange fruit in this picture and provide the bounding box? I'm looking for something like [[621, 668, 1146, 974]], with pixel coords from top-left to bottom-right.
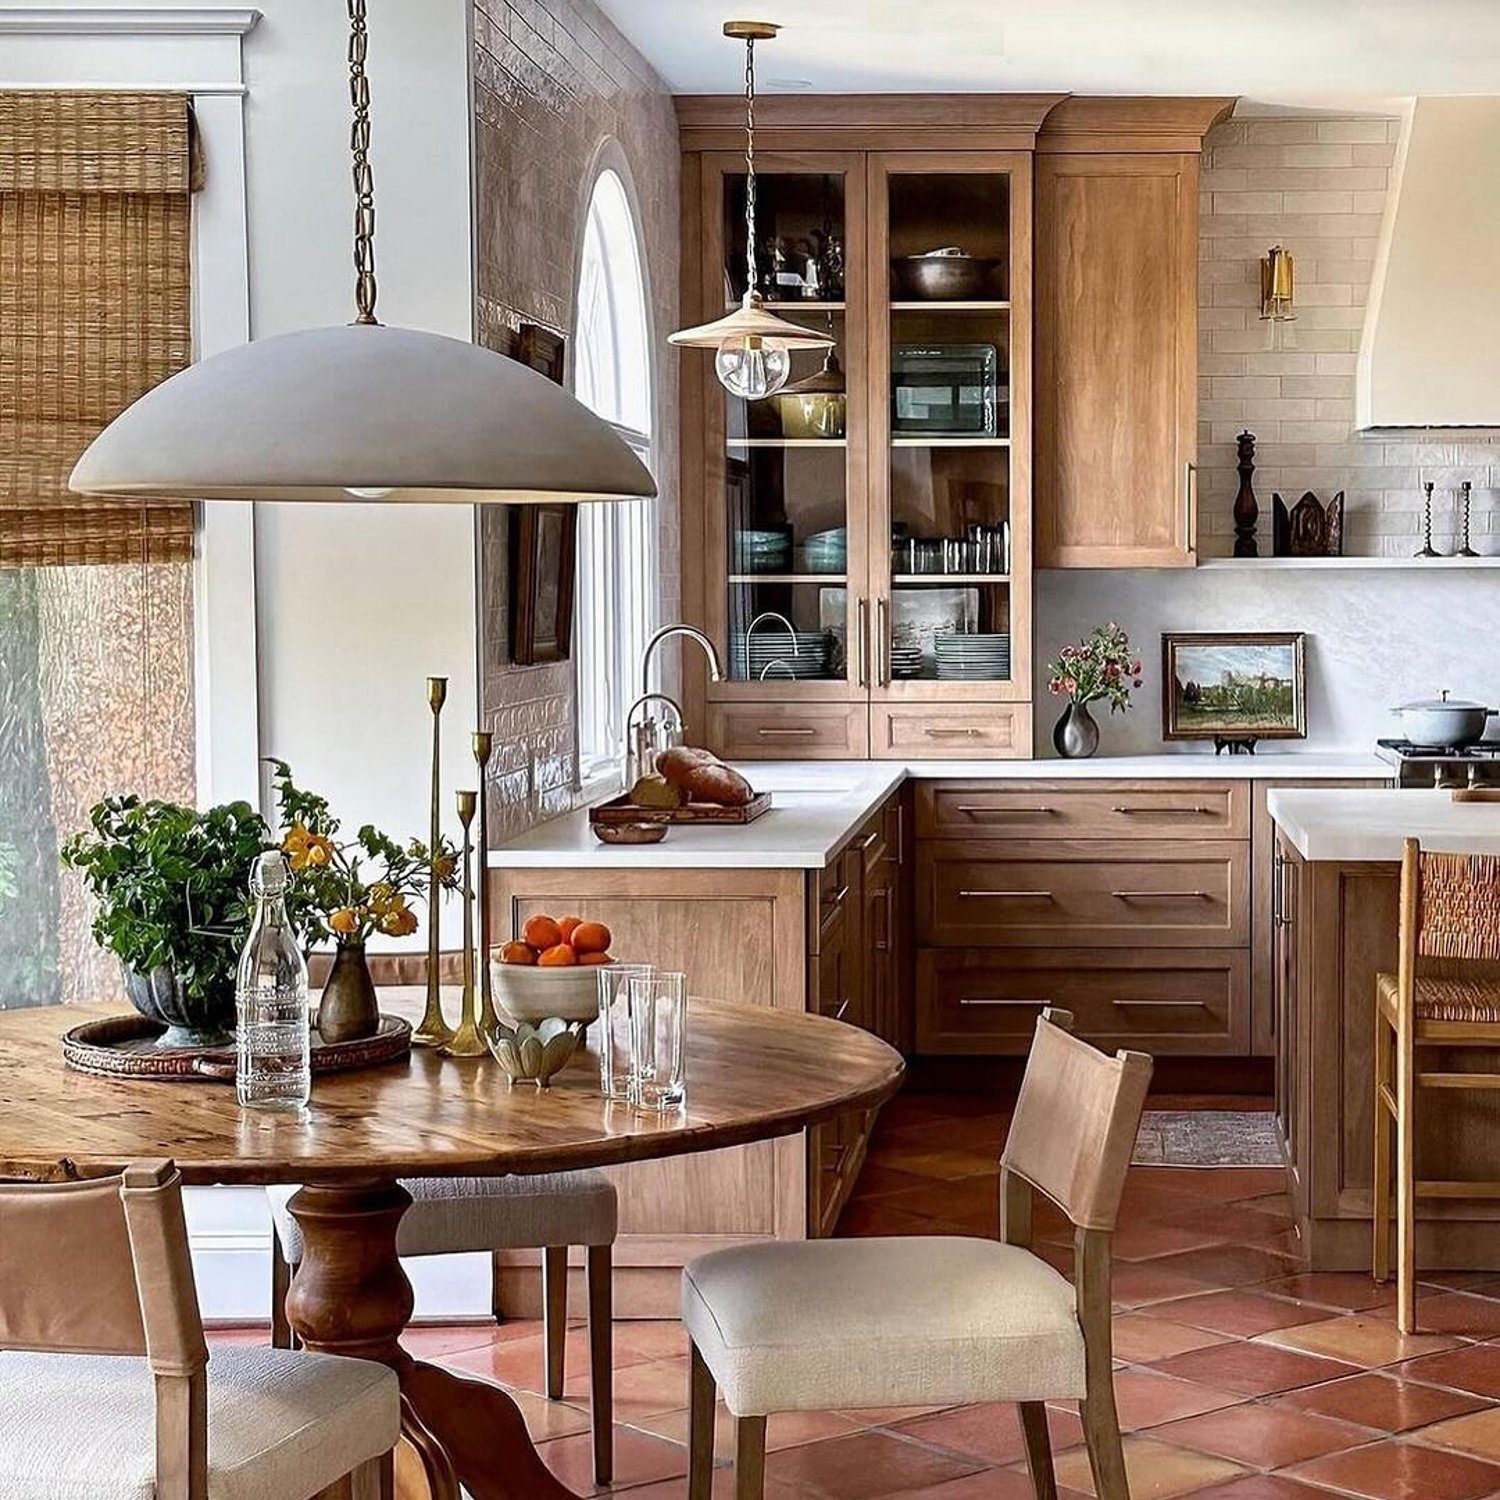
[[578, 952, 615, 966], [570, 920, 612, 955], [522, 914, 563, 950], [498, 940, 536, 966], [537, 943, 578, 967], [558, 915, 584, 944]]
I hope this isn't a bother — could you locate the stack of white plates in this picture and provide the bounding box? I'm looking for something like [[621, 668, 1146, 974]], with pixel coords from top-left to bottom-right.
[[934, 633, 1011, 681], [731, 631, 833, 680], [890, 643, 925, 678]]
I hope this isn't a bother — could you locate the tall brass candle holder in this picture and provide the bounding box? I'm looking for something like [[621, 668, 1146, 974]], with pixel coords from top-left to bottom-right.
[[472, 731, 500, 1042], [414, 677, 454, 1046], [442, 789, 488, 1058]]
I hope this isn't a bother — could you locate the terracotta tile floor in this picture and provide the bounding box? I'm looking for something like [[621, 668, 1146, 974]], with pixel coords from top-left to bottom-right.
[[214, 1090, 1500, 1498]]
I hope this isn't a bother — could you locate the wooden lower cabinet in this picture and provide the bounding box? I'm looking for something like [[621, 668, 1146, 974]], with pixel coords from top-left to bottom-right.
[[706, 701, 870, 760], [871, 704, 1031, 760]]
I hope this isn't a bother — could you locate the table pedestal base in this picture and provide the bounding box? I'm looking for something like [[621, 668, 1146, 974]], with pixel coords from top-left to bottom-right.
[[286, 1180, 578, 1500]]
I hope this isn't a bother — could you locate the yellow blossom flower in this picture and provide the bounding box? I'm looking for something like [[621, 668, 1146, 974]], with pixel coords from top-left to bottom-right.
[[329, 907, 360, 936], [380, 906, 418, 937]]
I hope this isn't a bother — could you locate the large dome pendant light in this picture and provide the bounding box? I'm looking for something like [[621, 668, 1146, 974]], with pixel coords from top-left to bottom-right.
[[668, 21, 833, 401], [68, 0, 654, 506]]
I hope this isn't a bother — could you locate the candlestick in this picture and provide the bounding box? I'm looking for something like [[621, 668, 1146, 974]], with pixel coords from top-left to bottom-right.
[[414, 677, 454, 1045], [1457, 480, 1479, 558], [442, 789, 487, 1058], [1416, 482, 1440, 558], [472, 731, 500, 1042]]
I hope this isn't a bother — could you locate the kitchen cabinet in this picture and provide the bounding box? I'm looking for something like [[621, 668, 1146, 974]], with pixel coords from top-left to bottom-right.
[[1034, 99, 1232, 568]]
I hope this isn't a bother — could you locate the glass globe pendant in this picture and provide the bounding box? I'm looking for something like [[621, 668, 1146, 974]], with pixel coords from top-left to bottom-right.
[[667, 21, 832, 400]]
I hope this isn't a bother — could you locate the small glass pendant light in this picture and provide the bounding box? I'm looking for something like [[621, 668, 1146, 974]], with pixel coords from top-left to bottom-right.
[[668, 20, 833, 400]]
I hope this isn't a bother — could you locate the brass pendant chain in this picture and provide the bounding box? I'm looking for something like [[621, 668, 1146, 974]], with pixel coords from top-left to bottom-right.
[[348, 0, 378, 325], [743, 34, 758, 300]]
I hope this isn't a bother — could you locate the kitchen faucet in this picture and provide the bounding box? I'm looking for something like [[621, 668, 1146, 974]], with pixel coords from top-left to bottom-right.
[[639, 623, 724, 698], [624, 625, 725, 787]]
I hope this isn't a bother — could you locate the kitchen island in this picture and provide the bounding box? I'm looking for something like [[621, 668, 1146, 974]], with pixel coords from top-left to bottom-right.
[[1267, 788, 1500, 1270]]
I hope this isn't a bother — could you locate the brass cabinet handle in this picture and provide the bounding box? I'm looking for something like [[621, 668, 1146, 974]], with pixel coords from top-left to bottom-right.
[[827, 883, 850, 905], [957, 804, 1054, 815], [926, 727, 982, 739], [1110, 804, 1215, 815], [757, 726, 816, 738], [958, 888, 1053, 899], [876, 597, 889, 686], [959, 996, 1049, 1008], [856, 597, 869, 688], [1111, 998, 1209, 1009], [834, 999, 851, 1021], [1184, 460, 1198, 551], [860, 828, 880, 850], [1110, 889, 1210, 900]]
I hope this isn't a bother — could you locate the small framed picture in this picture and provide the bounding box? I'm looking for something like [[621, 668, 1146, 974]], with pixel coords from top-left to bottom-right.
[[1161, 631, 1306, 743]]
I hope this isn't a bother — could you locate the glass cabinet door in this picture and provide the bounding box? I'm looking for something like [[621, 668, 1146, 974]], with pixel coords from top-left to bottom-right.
[[700, 154, 867, 701], [867, 154, 1031, 706]]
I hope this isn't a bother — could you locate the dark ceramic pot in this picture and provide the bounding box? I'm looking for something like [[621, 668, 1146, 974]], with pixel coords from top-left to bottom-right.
[[124, 965, 235, 1049], [1052, 700, 1101, 759], [317, 943, 380, 1043]]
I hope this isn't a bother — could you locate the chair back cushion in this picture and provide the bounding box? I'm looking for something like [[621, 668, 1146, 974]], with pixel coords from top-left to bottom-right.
[[1418, 847, 1500, 963], [1000, 1012, 1152, 1232]]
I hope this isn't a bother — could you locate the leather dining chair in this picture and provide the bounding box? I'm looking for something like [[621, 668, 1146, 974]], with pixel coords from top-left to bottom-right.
[[680, 1009, 1153, 1500], [0, 1159, 399, 1500], [270, 949, 617, 1485]]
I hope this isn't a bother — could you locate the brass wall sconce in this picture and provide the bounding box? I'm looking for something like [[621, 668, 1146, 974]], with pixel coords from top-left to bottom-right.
[[1260, 245, 1296, 347]]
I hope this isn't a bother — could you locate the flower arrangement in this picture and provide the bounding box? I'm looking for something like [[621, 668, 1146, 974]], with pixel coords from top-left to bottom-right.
[[1047, 623, 1143, 714], [267, 759, 457, 950]]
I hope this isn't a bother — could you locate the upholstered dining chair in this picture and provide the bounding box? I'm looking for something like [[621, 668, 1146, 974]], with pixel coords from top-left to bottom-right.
[[270, 948, 618, 1484], [1373, 838, 1500, 1333], [0, 1159, 399, 1500], [681, 1009, 1152, 1500]]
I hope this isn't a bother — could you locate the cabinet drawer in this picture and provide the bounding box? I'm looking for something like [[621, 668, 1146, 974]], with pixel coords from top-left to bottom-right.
[[917, 780, 1249, 840], [918, 839, 1249, 948], [707, 702, 869, 760], [916, 947, 1250, 1055], [871, 704, 1030, 760]]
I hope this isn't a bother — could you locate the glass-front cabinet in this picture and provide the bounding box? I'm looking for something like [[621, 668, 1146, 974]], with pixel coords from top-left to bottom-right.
[[685, 147, 1032, 760]]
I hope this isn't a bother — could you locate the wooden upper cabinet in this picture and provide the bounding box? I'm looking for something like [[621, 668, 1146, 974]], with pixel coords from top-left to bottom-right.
[[1033, 99, 1233, 569]]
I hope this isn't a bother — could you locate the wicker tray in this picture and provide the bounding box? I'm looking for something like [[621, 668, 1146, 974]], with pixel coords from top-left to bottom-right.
[[589, 789, 771, 828], [61, 1012, 412, 1082]]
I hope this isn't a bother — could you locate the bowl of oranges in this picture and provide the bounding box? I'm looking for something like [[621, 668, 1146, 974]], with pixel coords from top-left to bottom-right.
[[491, 914, 616, 1025]]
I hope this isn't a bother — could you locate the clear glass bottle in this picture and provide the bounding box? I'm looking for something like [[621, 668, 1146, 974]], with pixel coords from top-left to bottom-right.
[[235, 850, 310, 1112]]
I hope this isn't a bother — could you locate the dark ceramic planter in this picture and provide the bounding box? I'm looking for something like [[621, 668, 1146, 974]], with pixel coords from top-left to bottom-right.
[[124, 965, 235, 1049], [1052, 700, 1101, 759], [317, 943, 380, 1043]]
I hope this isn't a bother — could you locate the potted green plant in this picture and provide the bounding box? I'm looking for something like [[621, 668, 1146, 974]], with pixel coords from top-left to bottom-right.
[[60, 796, 270, 1046], [1045, 623, 1143, 758]]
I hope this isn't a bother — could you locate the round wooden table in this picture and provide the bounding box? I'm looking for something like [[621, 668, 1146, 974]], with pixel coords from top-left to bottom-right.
[[0, 997, 903, 1500]]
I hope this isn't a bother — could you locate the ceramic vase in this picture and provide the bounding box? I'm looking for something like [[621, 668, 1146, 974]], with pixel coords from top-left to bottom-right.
[[317, 943, 380, 1043], [1052, 700, 1100, 759], [124, 964, 234, 1049]]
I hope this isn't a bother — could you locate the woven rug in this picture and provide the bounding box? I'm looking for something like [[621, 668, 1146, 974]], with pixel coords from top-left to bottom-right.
[[1132, 1110, 1284, 1167]]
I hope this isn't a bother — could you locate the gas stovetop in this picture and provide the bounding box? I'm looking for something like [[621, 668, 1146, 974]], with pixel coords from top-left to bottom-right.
[[1376, 738, 1500, 787], [1377, 738, 1500, 761]]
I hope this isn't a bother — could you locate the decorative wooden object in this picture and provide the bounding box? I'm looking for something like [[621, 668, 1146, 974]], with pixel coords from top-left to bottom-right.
[[61, 1012, 412, 1082], [0, 996, 901, 1500], [1273, 490, 1344, 557], [588, 790, 772, 829], [1233, 429, 1258, 557]]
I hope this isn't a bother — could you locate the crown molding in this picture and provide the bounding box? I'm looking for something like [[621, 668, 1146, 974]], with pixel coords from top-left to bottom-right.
[[0, 7, 259, 35]]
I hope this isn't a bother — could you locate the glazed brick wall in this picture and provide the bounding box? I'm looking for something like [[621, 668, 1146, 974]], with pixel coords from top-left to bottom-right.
[[1196, 114, 1499, 557], [472, 0, 679, 841]]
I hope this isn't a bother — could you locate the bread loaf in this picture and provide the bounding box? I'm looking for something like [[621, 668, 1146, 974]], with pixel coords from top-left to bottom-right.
[[629, 773, 685, 809], [656, 746, 754, 807]]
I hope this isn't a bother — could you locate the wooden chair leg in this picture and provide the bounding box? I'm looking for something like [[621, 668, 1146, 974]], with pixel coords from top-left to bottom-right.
[[1080, 1391, 1129, 1500], [688, 1341, 717, 1500], [1396, 1025, 1418, 1334], [349, 1452, 394, 1500], [734, 1414, 768, 1500], [542, 1246, 568, 1400], [270, 1236, 294, 1350], [586, 1244, 613, 1486], [1373, 1010, 1392, 1285], [1018, 1401, 1057, 1500], [490, 1249, 504, 1325]]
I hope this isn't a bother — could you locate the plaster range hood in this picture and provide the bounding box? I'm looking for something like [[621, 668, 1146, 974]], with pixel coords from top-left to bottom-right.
[[1357, 98, 1500, 431]]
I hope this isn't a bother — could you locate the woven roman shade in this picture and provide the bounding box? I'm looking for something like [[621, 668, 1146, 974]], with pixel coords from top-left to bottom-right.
[[0, 92, 194, 568]]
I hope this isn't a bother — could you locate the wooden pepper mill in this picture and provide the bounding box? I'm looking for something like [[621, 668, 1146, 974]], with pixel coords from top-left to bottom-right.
[[1233, 430, 1259, 558]]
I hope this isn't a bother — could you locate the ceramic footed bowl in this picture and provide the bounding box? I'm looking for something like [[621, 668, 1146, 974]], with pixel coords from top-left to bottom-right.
[[485, 1017, 582, 1089], [490, 958, 605, 1025]]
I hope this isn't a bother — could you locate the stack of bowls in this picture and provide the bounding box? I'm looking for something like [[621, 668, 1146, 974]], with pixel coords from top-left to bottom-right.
[[731, 630, 833, 680], [733, 527, 793, 574], [800, 527, 848, 574], [934, 633, 1011, 681]]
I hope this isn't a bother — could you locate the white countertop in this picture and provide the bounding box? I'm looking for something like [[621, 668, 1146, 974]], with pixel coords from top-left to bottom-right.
[[1268, 788, 1500, 862], [492, 753, 1389, 871]]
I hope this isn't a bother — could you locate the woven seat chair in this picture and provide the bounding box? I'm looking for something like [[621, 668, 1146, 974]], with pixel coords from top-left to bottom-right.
[[269, 949, 617, 1484], [0, 1160, 398, 1500], [681, 1009, 1152, 1500], [1374, 838, 1500, 1333]]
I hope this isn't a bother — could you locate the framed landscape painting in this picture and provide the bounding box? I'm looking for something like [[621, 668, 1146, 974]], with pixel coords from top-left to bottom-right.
[[1162, 631, 1306, 743]]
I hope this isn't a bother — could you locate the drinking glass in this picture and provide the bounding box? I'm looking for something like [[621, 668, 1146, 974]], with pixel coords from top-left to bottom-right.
[[596, 963, 653, 1102], [629, 972, 687, 1111]]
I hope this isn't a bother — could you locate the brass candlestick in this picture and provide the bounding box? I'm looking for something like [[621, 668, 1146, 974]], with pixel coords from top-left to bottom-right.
[[442, 789, 488, 1058], [472, 731, 500, 1041], [414, 677, 454, 1046]]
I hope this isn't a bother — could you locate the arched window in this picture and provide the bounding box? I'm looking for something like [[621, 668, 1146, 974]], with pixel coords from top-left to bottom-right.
[[573, 165, 655, 783]]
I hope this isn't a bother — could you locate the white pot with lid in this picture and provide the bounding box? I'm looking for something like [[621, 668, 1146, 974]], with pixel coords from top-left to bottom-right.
[[1392, 690, 1497, 748]]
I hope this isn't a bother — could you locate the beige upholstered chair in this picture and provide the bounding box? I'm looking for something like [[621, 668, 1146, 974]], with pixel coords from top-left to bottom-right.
[[1373, 839, 1500, 1333], [682, 1009, 1152, 1500], [273, 949, 618, 1485], [0, 1160, 398, 1500]]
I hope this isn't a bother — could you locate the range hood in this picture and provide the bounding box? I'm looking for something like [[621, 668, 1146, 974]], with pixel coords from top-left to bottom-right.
[[1357, 98, 1500, 431]]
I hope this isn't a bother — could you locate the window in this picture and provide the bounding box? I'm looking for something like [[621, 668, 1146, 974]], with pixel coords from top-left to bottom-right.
[[573, 166, 655, 785]]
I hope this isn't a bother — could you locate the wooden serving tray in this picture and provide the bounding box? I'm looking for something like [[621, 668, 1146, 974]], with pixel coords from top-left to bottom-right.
[[589, 789, 771, 828], [61, 1012, 412, 1082]]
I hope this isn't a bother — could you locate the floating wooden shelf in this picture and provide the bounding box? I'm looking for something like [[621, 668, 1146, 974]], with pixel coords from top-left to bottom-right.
[[726, 437, 848, 449], [890, 299, 1011, 312], [726, 573, 847, 585], [891, 573, 1012, 584], [1195, 555, 1500, 571], [891, 436, 1011, 448]]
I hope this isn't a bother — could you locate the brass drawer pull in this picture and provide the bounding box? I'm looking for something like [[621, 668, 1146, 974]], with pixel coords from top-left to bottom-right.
[[833, 999, 851, 1021], [757, 726, 817, 738], [958, 889, 1053, 899], [956, 804, 1055, 815], [959, 997, 1050, 1008], [1111, 998, 1210, 1009], [1110, 804, 1216, 815], [926, 727, 982, 739], [1110, 889, 1210, 900], [860, 829, 881, 850], [824, 883, 850, 905]]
